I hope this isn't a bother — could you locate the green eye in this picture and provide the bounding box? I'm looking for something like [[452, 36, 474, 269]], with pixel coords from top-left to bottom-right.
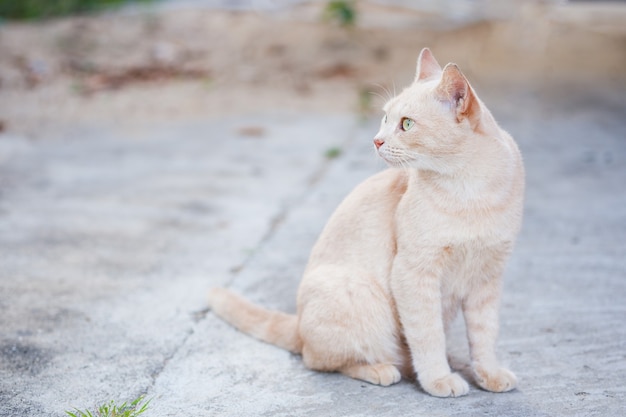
[[383, 114, 387, 123], [401, 118, 414, 131]]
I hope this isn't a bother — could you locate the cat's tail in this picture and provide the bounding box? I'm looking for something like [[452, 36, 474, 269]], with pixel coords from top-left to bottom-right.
[[207, 288, 302, 354]]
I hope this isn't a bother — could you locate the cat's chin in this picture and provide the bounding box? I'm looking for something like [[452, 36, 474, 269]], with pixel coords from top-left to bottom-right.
[[378, 157, 400, 169], [378, 156, 416, 170], [383, 160, 407, 169], [380, 155, 446, 173], [376, 153, 406, 169], [376, 148, 421, 170]]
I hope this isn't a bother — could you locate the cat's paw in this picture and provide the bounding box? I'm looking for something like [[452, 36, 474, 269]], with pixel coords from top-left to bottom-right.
[[472, 364, 517, 393], [341, 364, 402, 387], [421, 373, 469, 398], [371, 364, 402, 386]]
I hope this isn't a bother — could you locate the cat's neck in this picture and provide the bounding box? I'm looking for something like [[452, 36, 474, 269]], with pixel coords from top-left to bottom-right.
[[409, 134, 521, 211]]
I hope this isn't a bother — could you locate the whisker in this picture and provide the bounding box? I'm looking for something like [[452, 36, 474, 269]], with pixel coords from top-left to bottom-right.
[[368, 91, 388, 103], [385, 146, 420, 171], [370, 82, 393, 102]]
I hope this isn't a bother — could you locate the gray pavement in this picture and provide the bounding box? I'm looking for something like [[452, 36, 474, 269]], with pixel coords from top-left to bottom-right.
[[1, 80, 626, 416]]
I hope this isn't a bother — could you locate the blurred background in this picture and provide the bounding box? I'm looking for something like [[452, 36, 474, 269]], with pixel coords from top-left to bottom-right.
[[1, 2, 626, 416], [1, 0, 625, 137]]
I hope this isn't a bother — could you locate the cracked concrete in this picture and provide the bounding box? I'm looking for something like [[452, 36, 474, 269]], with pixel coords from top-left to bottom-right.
[[1, 0, 626, 410], [1, 78, 626, 416]]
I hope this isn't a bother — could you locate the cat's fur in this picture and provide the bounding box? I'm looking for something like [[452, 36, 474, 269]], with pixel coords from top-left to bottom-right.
[[208, 48, 524, 397]]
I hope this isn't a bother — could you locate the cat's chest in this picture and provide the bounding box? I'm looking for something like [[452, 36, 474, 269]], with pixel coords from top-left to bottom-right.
[[396, 186, 520, 246]]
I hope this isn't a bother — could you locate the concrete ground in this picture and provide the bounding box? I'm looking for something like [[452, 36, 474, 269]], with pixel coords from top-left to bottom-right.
[[1, 68, 626, 417]]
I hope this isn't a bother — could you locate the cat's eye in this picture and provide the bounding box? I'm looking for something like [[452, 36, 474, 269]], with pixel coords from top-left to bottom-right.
[[383, 114, 387, 123], [401, 118, 415, 131]]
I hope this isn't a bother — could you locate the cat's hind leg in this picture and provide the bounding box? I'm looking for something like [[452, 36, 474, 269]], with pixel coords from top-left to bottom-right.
[[297, 266, 406, 386]]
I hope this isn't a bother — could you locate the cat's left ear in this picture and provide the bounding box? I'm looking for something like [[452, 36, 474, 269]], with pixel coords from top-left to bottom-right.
[[436, 63, 481, 129], [415, 48, 442, 82]]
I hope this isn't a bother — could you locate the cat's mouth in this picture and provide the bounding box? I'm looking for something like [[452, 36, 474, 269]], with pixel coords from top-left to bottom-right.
[[378, 154, 395, 166], [376, 147, 413, 168], [375, 148, 391, 163]]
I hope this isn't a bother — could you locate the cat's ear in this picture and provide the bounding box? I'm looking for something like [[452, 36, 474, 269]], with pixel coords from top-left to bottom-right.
[[436, 63, 481, 129], [415, 48, 442, 82]]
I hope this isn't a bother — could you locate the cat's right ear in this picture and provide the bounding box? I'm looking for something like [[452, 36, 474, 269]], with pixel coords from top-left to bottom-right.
[[415, 48, 442, 82], [436, 63, 481, 129]]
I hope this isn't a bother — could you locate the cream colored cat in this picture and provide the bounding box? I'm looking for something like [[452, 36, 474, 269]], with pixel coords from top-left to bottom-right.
[[208, 48, 524, 397]]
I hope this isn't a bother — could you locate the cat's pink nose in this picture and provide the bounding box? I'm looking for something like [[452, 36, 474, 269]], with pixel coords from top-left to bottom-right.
[[373, 138, 384, 149]]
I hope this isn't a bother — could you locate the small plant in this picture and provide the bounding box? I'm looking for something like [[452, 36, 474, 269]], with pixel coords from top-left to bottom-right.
[[0, 0, 156, 20], [66, 396, 150, 417], [357, 87, 373, 117], [323, 0, 357, 27], [325, 147, 342, 159]]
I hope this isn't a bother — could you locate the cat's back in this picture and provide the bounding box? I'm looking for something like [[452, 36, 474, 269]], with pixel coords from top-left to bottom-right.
[[346, 168, 408, 211], [305, 169, 407, 272]]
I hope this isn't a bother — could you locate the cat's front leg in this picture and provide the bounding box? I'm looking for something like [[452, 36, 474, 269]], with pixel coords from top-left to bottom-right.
[[463, 266, 517, 393], [391, 253, 469, 398]]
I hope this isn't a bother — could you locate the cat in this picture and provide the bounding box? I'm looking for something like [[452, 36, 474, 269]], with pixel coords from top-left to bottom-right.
[[207, 48, 524, 397]]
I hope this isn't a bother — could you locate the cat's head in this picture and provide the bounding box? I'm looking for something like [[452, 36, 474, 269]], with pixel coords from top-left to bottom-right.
[[374, 48, 493, 173]]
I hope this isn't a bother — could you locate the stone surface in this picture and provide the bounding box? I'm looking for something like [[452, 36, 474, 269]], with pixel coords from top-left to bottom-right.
[[1, 81, 625, 416]]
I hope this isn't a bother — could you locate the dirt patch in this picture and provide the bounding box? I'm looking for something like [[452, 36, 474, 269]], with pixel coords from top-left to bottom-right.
[[75, 64, 209, 94], [0, 2, 624, 137], [0, 341, 53, 376], [0, 394, 46, 417]]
